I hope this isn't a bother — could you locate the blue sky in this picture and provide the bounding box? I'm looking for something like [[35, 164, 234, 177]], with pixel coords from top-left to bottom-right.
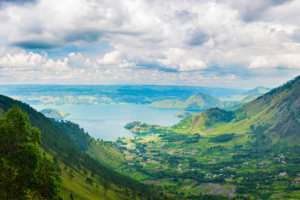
[[0, 0, 300, 89]]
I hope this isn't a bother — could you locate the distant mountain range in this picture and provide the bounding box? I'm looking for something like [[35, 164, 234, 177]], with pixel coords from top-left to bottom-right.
[[148, 86, 271, 111], [229, 86, 271, 101], [0, 85, 245, 105]]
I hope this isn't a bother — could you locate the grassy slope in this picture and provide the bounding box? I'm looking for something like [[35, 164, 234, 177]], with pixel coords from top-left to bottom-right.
[[0, 95, 162, 200], [87, 141, 125, 168], [45, 152, 123, 200], [172, 75, 300, 145]]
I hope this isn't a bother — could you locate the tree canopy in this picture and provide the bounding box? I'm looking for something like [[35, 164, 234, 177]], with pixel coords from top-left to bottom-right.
[[0, 106, 62, 199]]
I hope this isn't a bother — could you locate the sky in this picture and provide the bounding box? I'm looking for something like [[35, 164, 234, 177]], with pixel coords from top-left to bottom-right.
[[0, 0, 300, 89]]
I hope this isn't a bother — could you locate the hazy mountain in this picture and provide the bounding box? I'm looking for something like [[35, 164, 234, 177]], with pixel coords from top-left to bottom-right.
[[229, 86, 270, 101], [0, 85, 245, 106]]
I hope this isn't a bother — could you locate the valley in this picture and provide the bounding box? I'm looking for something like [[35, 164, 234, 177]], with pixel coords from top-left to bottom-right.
[[1, 78, 300, 199]]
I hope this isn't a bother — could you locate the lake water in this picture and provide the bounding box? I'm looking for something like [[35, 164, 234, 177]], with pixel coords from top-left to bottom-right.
[[30, 104, 184, 139]]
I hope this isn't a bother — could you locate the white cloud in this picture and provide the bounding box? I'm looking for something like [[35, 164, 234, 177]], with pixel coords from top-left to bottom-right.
[[179, 59, 207, 71], [97, 51, 121, 65], [0, 0, 300, 87], [248, 54, 300, 69], [0, 51, 44, 68]]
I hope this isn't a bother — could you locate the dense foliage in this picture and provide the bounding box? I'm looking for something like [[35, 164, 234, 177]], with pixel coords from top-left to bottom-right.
[[52, 120, 92, 151], [0, 106, 62, 199], [209, 133, 235, 143]]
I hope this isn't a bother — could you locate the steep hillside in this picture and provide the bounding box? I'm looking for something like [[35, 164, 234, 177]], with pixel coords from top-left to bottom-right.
[[171, 75, 300, 145], [172, 108, 235, 133], [262, 108, 300, 146], [52, 120, 125, 168], [0, 94, 168, 200]]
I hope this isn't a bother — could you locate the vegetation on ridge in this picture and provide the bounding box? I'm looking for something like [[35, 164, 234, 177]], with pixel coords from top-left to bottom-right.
[[0, 95, 173, 200]]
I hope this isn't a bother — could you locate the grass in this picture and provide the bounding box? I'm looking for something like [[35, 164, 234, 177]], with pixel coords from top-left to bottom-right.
[[44, 151, 133, 200]]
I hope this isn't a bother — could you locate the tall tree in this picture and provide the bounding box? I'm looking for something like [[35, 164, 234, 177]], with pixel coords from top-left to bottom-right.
[[69, 169, 74, 181], [0, 106, 62, 199], [103, 180, 111, 196], [85, 177, 93, 190]]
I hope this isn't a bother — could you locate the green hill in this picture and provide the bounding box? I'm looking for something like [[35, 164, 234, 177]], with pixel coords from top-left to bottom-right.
[[124, 121, 165, 133], [0, 95, 170, 200], [171, 75, 300, 146], [148, 93, 232, 111]]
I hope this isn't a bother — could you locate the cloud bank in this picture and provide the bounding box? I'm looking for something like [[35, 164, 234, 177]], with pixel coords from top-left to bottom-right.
[[0, 0, 300, 88]]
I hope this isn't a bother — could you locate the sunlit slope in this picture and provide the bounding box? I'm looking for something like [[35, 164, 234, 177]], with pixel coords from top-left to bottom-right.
[[172, 75, 300, 139], [44, 153, 127, 200], [172, 108, 235, 133], [264, 108, 300, 146]]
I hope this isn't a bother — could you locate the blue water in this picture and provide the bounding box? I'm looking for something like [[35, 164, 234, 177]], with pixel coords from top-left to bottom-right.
[[30, 104, 183, 139]]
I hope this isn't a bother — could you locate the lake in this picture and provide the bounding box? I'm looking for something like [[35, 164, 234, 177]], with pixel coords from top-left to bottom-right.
[[30, 104, 184, 139]]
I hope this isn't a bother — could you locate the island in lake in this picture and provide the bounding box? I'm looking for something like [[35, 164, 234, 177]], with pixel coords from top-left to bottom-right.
[[124, 121, 166, 133], [40, 108, 70, 120]]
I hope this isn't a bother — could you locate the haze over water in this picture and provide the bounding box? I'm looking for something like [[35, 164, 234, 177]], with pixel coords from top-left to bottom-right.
[[31, 104, 184, 139]]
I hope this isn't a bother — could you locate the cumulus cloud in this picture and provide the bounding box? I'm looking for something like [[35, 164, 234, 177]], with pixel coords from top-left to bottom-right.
[[248, 54, 300, 69], [179, 59, 207, 71], [0, 0, 300, 88]]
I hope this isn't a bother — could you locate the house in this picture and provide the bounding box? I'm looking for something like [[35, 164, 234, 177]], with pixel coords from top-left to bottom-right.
[[279, 172, 287, 176]]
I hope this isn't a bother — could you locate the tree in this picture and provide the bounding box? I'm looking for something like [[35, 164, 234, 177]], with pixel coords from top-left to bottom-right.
[[103, 180, 111, 196], [85, 177, 93, 189], [0, 105, 62, 199], [69, 169, 74, 181], [70, 193, 74, 200]]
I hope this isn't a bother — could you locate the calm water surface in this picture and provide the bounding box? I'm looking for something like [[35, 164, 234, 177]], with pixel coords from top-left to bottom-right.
[[30, 104, 184, 139]]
